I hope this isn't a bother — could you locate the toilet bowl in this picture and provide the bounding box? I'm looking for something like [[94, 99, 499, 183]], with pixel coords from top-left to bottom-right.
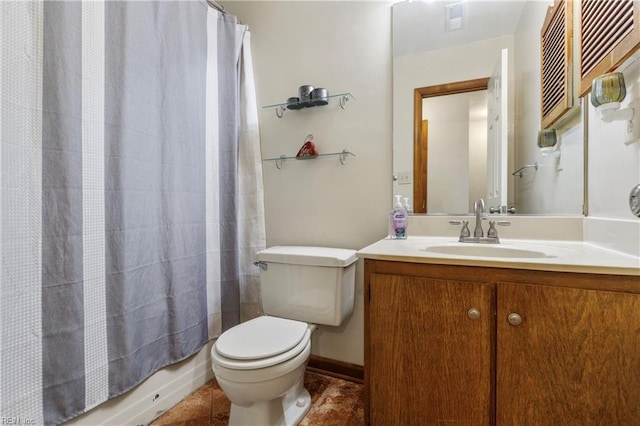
[[210, 246, 357, 426], [211, 316, 315, 426]]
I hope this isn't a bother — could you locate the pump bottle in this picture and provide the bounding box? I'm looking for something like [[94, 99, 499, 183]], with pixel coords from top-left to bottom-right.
[[389, 195, 408, 239]]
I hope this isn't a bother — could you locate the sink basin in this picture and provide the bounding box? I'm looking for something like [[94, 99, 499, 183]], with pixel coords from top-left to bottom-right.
[[423, 244, 553, 259]]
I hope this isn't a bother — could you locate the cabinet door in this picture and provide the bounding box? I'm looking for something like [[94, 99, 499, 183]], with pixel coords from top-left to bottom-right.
[[369, 273, 494, 425], [497, 282, 640, 424]]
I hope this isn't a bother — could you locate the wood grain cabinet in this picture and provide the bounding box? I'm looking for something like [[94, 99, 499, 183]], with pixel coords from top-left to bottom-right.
[[364, 259, 640, 425]]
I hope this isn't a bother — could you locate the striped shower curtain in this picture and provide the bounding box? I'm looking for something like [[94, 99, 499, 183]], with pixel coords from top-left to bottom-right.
[[0, 1, 264, 424]]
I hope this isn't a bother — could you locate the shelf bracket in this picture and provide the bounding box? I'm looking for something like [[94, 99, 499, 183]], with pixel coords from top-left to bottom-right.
[[275, 154, 286, 169], [275, 105, 285, 119], [339, 149, 351, 165], [339, 95, 349, 109]]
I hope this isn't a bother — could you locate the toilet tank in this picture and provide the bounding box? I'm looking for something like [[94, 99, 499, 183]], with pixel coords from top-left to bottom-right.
[[256, 246, 357, 326]]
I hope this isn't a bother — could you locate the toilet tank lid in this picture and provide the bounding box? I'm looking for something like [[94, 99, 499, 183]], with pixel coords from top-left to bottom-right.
[[257, 246, 357, 267]]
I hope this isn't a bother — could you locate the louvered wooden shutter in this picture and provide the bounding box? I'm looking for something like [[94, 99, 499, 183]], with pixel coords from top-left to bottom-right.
[[579, 0, 640, 96], [541, 0, 573, 129]]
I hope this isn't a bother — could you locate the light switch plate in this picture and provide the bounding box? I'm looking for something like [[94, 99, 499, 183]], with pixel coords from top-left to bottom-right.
[[397, 171, 412, 185]]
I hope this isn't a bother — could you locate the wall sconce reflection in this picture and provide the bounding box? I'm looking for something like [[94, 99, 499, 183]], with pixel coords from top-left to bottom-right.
[[537, 128, 559, 156], [538, 128, 562, 171]]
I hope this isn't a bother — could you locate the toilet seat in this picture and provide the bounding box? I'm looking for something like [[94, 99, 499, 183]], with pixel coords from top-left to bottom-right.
[[213, 316, 310, 370]]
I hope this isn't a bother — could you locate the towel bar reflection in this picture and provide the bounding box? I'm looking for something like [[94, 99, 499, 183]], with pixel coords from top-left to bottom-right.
[[511, 162, 538, 178]]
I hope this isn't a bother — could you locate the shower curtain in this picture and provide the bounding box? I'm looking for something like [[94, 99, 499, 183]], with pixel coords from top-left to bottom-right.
[[0, 1, 264, 424]]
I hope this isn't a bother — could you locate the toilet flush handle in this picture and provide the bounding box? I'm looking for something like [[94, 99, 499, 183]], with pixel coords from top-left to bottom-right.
[[253, 261, 268, 271]]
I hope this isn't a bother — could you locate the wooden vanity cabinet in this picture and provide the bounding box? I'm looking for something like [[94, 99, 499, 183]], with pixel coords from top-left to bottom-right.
[[364, 259, 640, 426]]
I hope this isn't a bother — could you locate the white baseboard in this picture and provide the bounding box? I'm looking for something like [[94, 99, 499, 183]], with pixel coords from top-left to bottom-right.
[[65, 342, 214, 426]]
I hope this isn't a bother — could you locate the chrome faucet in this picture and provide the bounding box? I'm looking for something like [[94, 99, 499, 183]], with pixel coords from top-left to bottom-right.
[[473, 199, 485, 238], [449, 198, 511, 244]]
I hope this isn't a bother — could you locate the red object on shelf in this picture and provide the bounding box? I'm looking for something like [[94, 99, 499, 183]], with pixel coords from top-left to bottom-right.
[[296, 137, 319, 158]]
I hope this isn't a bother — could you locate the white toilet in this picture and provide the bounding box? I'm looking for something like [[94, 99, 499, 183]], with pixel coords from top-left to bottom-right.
[[210, 246, 357, 426]]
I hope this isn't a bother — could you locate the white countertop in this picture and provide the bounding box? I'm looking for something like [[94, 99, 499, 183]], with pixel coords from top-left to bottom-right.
[[357, 236, 640, 276]]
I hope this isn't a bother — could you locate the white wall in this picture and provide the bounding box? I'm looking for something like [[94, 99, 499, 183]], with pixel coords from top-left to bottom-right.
[[393, 36, 514, 205], [223, 1, 392, 365]]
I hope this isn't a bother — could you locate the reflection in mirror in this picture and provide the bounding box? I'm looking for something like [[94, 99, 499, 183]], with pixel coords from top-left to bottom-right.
[[427, 90, 489, 213], [392, 0, 585, 216], [414, 79, 489, 214]]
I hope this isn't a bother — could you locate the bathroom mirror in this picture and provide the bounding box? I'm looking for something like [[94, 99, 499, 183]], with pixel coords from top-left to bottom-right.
[[392, 0, 585, 215]]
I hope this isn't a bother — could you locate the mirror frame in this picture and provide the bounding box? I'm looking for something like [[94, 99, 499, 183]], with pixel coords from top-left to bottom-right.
[[413, 77, 491, 213]]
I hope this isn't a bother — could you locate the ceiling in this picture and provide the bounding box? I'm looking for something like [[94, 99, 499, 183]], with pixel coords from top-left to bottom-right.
[[393, 0, 531, 59]]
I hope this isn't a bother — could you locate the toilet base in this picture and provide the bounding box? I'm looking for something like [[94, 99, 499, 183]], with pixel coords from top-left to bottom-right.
[[283, 388, 311, 425], [228, 388, 311, 426]]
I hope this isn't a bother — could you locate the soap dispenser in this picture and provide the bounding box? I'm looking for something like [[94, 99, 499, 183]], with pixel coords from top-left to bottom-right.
[[389, 195, 408, 240]]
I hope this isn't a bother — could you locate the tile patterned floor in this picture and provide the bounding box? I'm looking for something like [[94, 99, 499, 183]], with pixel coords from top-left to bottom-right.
[[150, 370, 364, 426]]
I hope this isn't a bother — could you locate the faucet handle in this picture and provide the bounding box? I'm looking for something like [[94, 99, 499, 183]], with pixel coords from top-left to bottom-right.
[[460, 221, 470, 238], [448, 220, 470, 239], [487, 220, 511, 240], [487, 221, 499, 239]]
